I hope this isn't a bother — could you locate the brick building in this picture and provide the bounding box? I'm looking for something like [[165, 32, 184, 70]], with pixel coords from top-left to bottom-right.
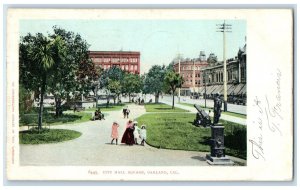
[[173, 51, 209, 96], [88, 51, 141, 74]]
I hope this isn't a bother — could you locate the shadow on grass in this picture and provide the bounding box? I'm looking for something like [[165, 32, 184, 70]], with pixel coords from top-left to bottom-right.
[[154, 108, 174, 110], [20, 113, 84, 125], [45, 114, 83, 124]]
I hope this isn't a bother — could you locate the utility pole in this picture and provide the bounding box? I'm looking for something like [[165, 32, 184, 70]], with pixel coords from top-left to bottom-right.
[[204, 71, 207, 108], [217, 20, 232, 112]]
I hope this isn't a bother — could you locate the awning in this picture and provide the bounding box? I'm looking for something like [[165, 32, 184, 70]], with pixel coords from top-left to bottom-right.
[[228, 84, 236, 95], [210, 85, 218, 94], [199, 87, 205, 94], [233, 84, 245, 95], [212, 85, 223, 94], [206, 86, 214, 94], [238, 84, 247, 95]]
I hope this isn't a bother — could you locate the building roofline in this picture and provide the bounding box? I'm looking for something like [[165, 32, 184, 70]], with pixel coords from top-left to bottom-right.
[[88, 51, 140, 54]]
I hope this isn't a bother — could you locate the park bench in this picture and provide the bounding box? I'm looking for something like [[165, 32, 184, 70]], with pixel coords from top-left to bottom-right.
[[193, 104, 212, 127]]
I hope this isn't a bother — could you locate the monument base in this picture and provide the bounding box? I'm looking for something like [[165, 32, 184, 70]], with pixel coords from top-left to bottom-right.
[[206, 154, 234, 166]]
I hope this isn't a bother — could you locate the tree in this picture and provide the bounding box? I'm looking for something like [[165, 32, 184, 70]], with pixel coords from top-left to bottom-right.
[[164, 71, 184, 109], [143, 65, 166, 103], [99, 67, 125, 107], [107, 79, 122, 105], [19, 84, 34, 115], [20, 26, 92, 130], [122, 73, 143, 102], [47, 27, 94, 116], [20, 32, 58, 130]]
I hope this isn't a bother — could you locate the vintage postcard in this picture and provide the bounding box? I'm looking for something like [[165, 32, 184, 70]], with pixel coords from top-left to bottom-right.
[[6, 8, 293, 181]]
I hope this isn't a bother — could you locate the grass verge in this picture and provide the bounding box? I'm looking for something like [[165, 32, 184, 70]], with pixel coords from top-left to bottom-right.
[[136, 113, 246, 160], [178, 102, 246, 119], [144, 103, 189, 113], [19, 128, 82, 144]]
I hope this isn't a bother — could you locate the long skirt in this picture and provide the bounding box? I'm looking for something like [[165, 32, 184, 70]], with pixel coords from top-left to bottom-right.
[[121, 128, 135, 145]]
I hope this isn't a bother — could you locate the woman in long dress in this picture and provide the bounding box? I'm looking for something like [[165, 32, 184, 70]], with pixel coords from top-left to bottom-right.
[[121, 120, 135, 145]]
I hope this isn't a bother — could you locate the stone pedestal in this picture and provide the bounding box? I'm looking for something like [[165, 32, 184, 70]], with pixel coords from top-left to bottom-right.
[[206, 124, 234, 165], [206, 154, 234, 165]]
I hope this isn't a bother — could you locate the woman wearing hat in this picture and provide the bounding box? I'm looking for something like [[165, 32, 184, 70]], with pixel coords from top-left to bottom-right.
[[121, 120, 135, 145], [111, 121, 119, 145]]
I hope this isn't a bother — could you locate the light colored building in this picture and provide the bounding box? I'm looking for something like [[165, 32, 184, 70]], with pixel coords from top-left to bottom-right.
[[200, 44, 247, 104]]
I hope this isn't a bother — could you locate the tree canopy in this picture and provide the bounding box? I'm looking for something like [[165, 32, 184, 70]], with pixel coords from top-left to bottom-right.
[[143, 65, 166, 103], [19, 26, 93, 128], [122, 73, 143, 102], [164, 70, 184, 109]]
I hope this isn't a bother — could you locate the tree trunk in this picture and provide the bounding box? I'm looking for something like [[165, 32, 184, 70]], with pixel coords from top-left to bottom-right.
[[113, 96, 116, 105], [128, 93, 131, 102], [38, 79, 46, 131], [172, 90, 175, 109], [117, 94, 120, 105], [155, 92, 159, 104], [106, 96, 110, 108], [55, 97, 62, 117]]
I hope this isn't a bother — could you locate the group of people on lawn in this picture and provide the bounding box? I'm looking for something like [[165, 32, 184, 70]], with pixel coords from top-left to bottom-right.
[[111, 120, 147, 146]]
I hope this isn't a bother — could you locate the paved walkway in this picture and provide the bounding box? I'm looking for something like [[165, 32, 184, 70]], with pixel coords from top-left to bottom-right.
[[20, 104, 245, 166]]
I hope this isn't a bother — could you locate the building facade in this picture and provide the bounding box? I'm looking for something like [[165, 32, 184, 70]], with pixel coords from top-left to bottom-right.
[[88, 51, 141, 74], [173, 52, 209, 96], [200, 44, 247, 104]]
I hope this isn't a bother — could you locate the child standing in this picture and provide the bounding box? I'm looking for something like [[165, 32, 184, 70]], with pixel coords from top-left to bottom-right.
[[133, 121, 140, 145], [111, 121, 119, 145], [140, 125, 147, 146]]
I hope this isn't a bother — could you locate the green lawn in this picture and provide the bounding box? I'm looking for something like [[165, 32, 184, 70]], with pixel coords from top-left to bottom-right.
[[136, 113, 246, 160], [178, 102, 247, 119], [19, 112, 92, 126], [179, 102, 211, 109], [19, 128, 82, 144], [144, 103, 189, 113]]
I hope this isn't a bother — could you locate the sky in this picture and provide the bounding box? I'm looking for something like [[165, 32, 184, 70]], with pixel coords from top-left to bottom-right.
[[20, 19, 246, 73]]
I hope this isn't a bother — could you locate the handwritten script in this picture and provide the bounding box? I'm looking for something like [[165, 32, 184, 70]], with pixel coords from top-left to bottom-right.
[[249, 69, 283, 161]]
